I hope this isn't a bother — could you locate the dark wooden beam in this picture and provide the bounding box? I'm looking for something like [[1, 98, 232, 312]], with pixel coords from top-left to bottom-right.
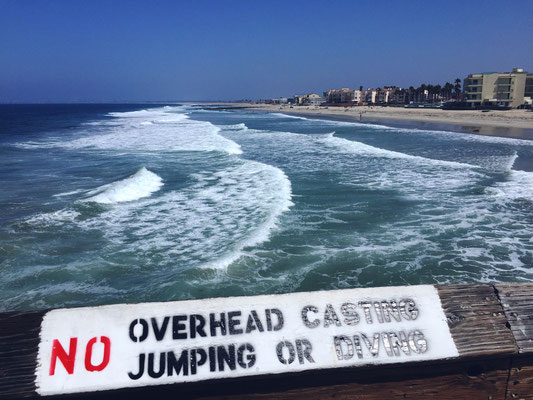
[[1, 283, 533, 399]]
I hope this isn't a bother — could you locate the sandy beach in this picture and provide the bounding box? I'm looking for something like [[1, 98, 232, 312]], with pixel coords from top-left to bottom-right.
[[241, 103, 533, 129]]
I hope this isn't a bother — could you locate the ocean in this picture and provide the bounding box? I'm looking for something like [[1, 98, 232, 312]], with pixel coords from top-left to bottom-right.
[[1, 104, 533, 312]]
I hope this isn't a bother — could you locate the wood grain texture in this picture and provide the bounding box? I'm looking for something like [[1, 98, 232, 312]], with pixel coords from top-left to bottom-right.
[[0, 284, 531, 399], [496, 283, 533, 354], [437, 284, 517, 358], [507, 355, 533, 400], [196, 358, 512, 400], [0, 310, 45, 398]]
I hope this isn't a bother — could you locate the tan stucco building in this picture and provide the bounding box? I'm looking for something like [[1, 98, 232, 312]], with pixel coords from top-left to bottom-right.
[[463, 68, 533, 108]]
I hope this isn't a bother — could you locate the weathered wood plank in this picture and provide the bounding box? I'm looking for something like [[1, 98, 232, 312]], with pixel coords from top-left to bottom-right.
[[437, 284, 517, 358], [0, 284, 530, 399], [496, 283, 533, 354], [506, 355, 533, 400], [197, 358, 512, 400], [0, 310, 45, 398]]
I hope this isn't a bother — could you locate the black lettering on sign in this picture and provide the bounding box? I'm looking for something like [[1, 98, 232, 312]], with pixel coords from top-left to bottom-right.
[[358, 302, 373, 324], [172, 315, 188, 339], [381, 331, 392, 356], [228, 312, 243, 335], [151, 317, 170, 341], [167, 350, 189, 376], [148, 352, 165, 378], [209, 346, 217, 372], [388, 331, 410, 356], [353, 335, 364, 359], [128, 353, 145, 380], [210, 312, 227, 336], [217, 344, 236, 371], [341, 303, 360, 326], [129, 319, 149, 342], [361, 333, 380, 357], [276, 340, 295, 364], [190, 314, 207, 339], [374, 301, 384, 323], [334, 335, 354, 360], [237, 343, 256, 368], [400, 299, 419, 320], [245, 310, 264, 333], [409, 330, 427, 353], [190, 348, 207, 375], [295, 339, 315, 364], [381, 301, 402, 323], [266, 308, 284, 331], [323, 304, 341, 328], [334, 335, 364, 360], [301, 305, 320, 328]]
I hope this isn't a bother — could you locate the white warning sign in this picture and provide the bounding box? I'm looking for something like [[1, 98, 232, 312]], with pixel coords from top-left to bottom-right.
[[35, 285, 458, 395]]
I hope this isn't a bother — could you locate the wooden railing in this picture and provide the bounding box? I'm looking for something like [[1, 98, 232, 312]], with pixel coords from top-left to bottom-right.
[[1, 283, 533, 399]]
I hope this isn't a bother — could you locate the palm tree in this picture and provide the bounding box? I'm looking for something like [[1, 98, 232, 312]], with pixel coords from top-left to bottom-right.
[[444, 82, 454, 100], [408, 86, 415, 102], [454, 78, 462, 100]]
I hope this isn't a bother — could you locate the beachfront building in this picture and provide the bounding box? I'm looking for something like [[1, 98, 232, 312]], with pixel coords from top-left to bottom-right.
[[323, 88, 362, 104], [389, 88, 409, 104], [376, 87, 394, 104], [293, 93, 325, 106], [363, 89, 377, 104], [463, 68, 533, 108]]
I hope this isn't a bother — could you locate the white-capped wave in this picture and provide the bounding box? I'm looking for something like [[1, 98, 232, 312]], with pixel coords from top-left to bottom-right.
[[73, 160, 293, 271], [487, 169, 533, 200], [14, 106, 242, 155], [202, 162, 293, 269], [318, 132, 471, 168], [220, 123, 248, 131], [506, 152, 518, 171], [272, 113, 309, 120], [53, 189, 86, 198], [83, 167, 163, 204]]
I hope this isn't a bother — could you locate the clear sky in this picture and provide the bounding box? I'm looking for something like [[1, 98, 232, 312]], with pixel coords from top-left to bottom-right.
[[1, 0, 532, 102]]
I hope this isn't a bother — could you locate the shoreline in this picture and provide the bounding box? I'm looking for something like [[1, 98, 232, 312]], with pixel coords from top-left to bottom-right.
[[205, 103, 533, 141]]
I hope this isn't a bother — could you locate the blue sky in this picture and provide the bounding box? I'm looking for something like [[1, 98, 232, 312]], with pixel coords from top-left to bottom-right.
[[1, 0, 532, 102]]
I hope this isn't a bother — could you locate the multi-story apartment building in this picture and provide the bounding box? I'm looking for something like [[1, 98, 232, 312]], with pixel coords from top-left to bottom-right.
[[293, 93, 325, 106], [363, 89, 377, 104], [389, 88, 408, 104], [323, 88, 362, 104], [463, 68, 533, 108], [376, 87, 394, 104]]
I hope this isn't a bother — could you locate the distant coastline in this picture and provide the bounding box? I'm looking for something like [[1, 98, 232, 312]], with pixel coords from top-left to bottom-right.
[[199, 102, 533, 141]]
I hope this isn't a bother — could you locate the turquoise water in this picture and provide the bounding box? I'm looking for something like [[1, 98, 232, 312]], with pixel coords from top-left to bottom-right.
[[1, 104, 533, 312]]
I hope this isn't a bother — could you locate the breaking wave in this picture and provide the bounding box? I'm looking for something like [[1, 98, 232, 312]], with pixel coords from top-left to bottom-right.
[[83, 167, 163, 204]]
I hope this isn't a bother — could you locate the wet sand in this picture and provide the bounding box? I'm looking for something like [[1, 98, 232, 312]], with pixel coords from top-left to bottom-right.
[[230, 103, 533, 141]]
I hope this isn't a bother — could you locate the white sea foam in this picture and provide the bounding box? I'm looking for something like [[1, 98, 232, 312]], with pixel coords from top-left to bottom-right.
[[72, 159, 293, 271], [506, 152, 519, 170], [487, 169, 533, 200], [273, 111, 533, 147], [271, 113, 309, 120], [26, 209, 81, 226], [318, 132, 471, 168], [53, 189, 86, 198], [220, 123, 248, 131], [83, 167, 163, 204], [14, 107, 242, 155]]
